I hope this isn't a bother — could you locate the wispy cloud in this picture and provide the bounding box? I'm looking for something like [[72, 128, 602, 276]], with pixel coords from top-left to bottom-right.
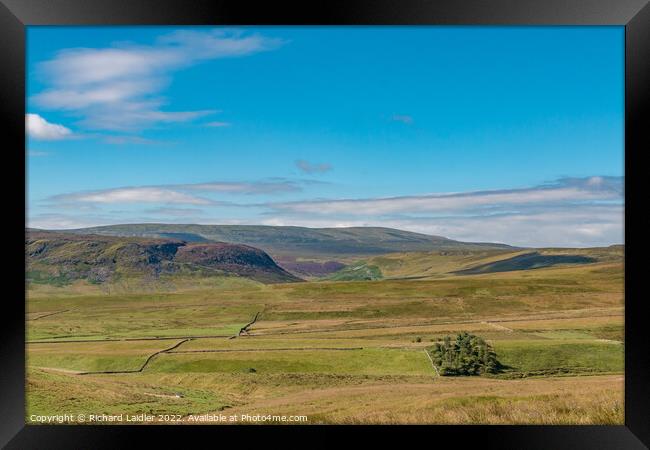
[[34, 176, 623, 247], [28, 212, 119, 230], [259, 176, 623, 247], [175, 179, 304, 195], [270, 177, 622, 216], [26, 114, 72, 140], [391, 114, 414, 125], [258, 204, 623, 248], [143, 207, 206, 216], [48, 187, 214, 205], [45, 178, 310, 207], [27, 150, 50, 157], [27, 211, 254, 230], [102, 135, 162, 145], [32, 29, 285, 132], [205, 121, 231, 128], [295, 159, 332, 174]]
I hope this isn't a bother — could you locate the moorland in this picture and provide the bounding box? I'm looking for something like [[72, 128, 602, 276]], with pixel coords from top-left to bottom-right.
[[26, 225, 624, 424]]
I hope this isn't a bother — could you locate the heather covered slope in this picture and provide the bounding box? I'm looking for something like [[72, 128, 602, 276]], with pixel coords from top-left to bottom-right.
[[26, 230, 301, 285], [61, 224, 514, 259], [56, 224, 514, 277]]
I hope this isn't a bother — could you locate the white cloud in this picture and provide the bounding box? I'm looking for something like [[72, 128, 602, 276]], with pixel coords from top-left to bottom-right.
[[32, 29, 285, 131], [34, 176, 624, 247], [45, 179, 306, 208], [35, 79, 163, 110], [258, 204, 623, 248], [27, 213, 116, 230], [259, 176, 624, 247], [25, 113, 71, 140], [50, 187, 213, 205], [270, 177, 622, 216], [396, 206, 623, 248], [27, 212, 250, 230], [144, 207, 205, 216], [175, 180, 303, 194]]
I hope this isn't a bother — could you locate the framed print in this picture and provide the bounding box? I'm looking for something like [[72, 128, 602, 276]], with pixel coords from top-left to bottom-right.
[[1, 0, 649, 448]]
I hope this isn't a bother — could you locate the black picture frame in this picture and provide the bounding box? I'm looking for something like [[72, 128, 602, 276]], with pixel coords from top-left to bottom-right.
[[2, 1, 648, 448]]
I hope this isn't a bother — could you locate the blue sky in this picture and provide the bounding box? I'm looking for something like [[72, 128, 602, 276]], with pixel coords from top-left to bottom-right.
[[26, 26, 624, 247]]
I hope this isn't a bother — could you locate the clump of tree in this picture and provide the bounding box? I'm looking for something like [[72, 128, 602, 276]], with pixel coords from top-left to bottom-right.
[[429, 332, 501, 376]]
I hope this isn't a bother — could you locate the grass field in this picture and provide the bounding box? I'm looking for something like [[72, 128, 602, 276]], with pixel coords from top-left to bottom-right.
[[26, 252, 624, 424]]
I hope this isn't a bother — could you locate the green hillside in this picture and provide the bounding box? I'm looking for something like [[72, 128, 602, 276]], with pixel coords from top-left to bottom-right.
[[327, 246, 623, 281], [27, 230, 301, 285], [50, 224, 514, 277]]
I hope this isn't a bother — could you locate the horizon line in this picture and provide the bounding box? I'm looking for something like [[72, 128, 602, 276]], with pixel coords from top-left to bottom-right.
[[25, 222, 625, 249]]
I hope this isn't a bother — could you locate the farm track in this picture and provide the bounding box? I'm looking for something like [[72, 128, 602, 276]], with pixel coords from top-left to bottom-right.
[[36, 302, 264, 313], [78, 338, 191, 375], [483, 321, 514, 333], [169, 347, 365, 354], [142, 392, 182, 399], [27, 334, 232, 344], [27, 308, 622, 344], [423, 349, 440, 376], [28, 310, 70, 321]]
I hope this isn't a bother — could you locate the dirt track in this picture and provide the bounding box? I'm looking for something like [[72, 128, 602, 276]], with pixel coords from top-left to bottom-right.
[[28, 310, 70, 321], [169, 347, 365, 354], [27, 334, 231, 344]]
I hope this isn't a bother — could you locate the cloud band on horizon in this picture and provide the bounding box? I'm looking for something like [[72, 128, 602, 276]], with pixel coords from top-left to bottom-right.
[[31, 176, 624, 248]]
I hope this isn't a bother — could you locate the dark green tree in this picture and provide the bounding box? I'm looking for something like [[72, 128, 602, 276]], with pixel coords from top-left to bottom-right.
[[428, 332, 501, 376]]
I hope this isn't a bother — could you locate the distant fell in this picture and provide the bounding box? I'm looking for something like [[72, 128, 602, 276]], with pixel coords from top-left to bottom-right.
[[59, 224, 514, 261]]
